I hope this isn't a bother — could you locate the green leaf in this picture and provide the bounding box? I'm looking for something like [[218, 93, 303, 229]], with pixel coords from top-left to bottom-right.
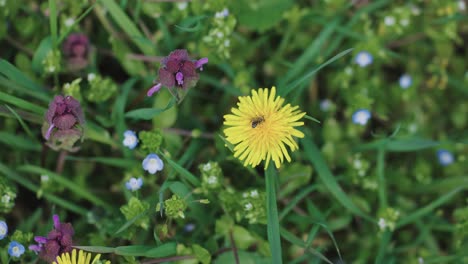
[[234, 0, 293, 32], [169, 181, 191, 198], [114, 245, 153, 256], [125, 97, 176, 120], [144, 242, 177, 258], [214, 250, 270, 264], [301, 136, 374, 222], [192, 244, 211, 264], [175, 16, 206, 32], [265, 164, 283, 264]]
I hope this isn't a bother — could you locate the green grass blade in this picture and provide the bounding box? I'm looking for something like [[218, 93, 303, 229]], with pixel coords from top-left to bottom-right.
[[385, 138, 439, 152], [175, 15, 206, 32], [73, 246, 115, 253], [18, 165, 111, 209], [0, 163, 87, 215], [99, 0, 154, 55], [0, 59, 47, 94], [376, 147, 387, 209], [114, 210, 149, 235], [396, 187, 465, 228], [49, 0, 58, 47], [375, 230, 392, 264], [280, 227, 332, 264], [278, 18, 340, 89], [279, 185, 317, 220], [160, 152, 201, 187], [0, 91, 46, 114], [58, 3, 97, 44], [4, 104, 35, 139], [266, 165, 283, 264], [66, 156, 137, 168], [301, 136, 374, 222], [125, 97, 176, 120], [279, 48, 353, 97]]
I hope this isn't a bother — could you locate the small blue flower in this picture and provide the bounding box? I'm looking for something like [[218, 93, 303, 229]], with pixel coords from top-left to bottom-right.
[[352, 109, 372, 125], [8, 241, 25, 258], [123, 130, 139, 149], [184, 223, 196, 232], [399, 74, 412, 89], [437, 149, 454, 166], [320, 99, 332, 112], [125, 177, 143, 191], [0, 220, 7, 240], [142, 153, 164, 174], [354, 51, 373, 67]]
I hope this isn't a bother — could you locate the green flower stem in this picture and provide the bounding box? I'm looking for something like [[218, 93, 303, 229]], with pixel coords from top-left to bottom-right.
[[377, 147, 388, 210], [266, 164, 283, 264]]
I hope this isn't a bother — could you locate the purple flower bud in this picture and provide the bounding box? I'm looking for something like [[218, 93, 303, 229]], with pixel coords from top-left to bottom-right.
[[43, 95, 85, 152], [62, 33, 90, 70], [147, 49, 208, 96], [29, 215, 75, 263]]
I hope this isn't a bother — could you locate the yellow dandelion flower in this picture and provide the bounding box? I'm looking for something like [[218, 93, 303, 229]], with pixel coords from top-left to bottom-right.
[[53, 249, 110, 264], [223, 86, 306, 169]]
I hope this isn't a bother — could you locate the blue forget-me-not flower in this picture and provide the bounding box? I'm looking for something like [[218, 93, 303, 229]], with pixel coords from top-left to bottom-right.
[[142, 153, 164, 174], [123, 130, 139, 149], [126, 177, 143, 191], [352, 109, 372, 125], [8, 241, 25, 257]]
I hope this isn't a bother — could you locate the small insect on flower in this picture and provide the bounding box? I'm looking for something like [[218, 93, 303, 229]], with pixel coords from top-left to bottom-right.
[[0, 220, 7, 240], [251, 116, 265, 128], [8, 241, 25, 257], [223, 86, 306, 169]]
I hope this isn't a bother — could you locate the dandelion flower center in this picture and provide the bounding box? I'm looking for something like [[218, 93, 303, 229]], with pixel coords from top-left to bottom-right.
[[223, 86, 306, 169]]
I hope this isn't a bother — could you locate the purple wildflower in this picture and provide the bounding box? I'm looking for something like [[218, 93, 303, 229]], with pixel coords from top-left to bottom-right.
[[29, 215, 74, 263], [147, 49, 208, 96], [63, 33, 90, 70], [42, 95, 85, 151]]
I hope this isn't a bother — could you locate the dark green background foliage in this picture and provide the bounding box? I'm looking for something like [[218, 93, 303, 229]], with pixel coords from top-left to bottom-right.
[[0, 0, 467, 263]]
